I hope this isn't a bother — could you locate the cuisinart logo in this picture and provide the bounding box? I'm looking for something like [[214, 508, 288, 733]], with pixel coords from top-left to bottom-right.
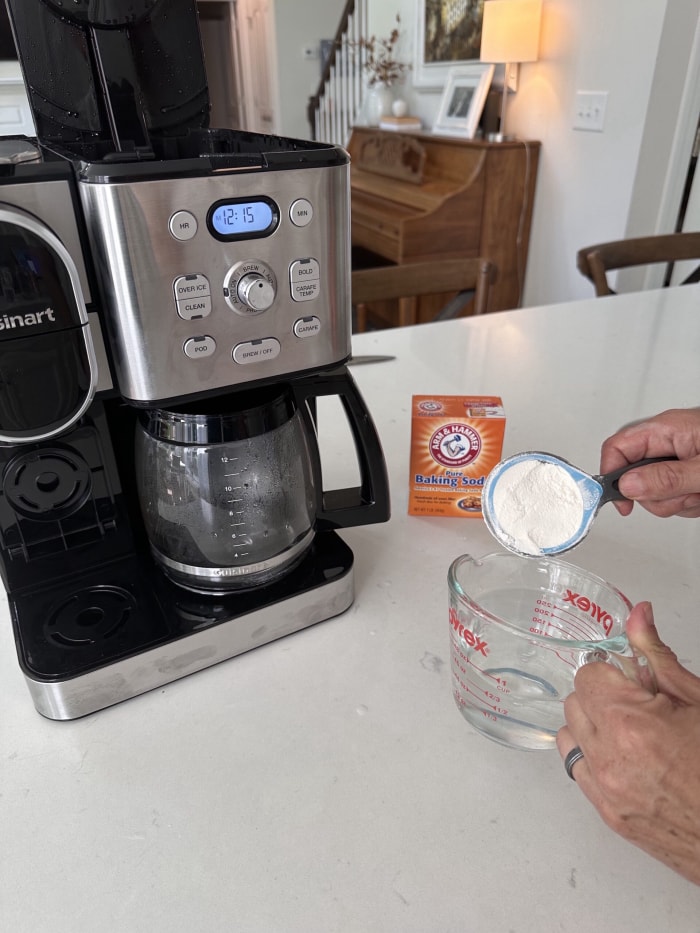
[[0, 307, 56, 331]]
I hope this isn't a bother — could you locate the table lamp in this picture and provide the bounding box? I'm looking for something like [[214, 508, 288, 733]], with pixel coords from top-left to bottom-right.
[[480, 0, 542, 141]]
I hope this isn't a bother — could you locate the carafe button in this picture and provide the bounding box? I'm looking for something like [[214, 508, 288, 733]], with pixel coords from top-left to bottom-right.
[[294, 316, 321, 338], [184, 336, 216, 358]]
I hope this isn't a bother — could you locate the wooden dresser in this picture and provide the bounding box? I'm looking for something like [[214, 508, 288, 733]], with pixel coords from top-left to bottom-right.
[[347, 128, 540, 318]]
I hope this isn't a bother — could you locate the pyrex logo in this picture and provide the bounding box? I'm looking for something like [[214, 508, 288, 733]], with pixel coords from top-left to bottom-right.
[[430, 423, 481, 468], [563, 589, 614, 636], [449, 607, 488, 656], [0, 308, 56, 331]]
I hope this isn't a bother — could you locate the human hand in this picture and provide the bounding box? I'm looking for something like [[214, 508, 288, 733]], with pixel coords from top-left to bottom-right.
[[557, 601, 700, 885], [600, 407, 700, 517]]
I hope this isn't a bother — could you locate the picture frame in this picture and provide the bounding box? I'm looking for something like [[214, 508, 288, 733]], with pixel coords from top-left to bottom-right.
[[432, 64, 494, 138], [414, 0, 485, 89]]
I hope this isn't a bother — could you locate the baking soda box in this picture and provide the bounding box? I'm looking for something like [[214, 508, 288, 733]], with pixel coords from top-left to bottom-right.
[[408, 396, 506, 517]]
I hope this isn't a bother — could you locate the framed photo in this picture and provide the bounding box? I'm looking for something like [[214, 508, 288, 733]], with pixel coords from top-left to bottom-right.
[[432, 64, 494, 138], [414, 0, 485, 89]]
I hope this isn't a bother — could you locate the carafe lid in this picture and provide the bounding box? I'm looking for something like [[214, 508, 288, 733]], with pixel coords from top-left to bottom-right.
[[139, 386, 297, 445]]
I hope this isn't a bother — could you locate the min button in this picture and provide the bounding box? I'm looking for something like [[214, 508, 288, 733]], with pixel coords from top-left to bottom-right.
[[289, 199, 313, 227]]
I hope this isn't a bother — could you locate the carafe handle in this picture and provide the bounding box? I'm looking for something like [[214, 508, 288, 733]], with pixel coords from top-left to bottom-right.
[[292, 366, 390, 529]]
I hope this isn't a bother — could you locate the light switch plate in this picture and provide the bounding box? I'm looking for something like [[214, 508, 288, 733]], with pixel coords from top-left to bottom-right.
[[573, 91, 608, 132]]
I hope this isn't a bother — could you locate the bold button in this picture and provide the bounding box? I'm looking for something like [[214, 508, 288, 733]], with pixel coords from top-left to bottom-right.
[[294, 316, 321, 338], [232, 338, 281, 364], [173, 274, 210, 299], [291, 280, 320, 302], [169, 211, 198, 240], [289, 258, 320, 282], [289, 198, 313, 227], [184, 336, 216, 358], [177, 296, 212, 320]]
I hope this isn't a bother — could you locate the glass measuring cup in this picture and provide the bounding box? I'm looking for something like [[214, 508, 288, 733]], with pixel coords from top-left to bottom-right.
[[482, 451, 675, 557], [448, 552, 655, 750]]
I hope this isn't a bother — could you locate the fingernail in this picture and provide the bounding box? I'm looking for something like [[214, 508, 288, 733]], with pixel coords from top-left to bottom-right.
[[641, 600, 654, 626], [619, 472, 643, 498]]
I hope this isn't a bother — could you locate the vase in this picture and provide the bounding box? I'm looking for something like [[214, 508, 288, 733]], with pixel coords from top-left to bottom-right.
[[365, 82, 393, 127]]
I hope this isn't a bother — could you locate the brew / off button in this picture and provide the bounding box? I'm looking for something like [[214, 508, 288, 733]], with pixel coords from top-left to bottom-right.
[[294, 316, 321, 338], [184, 336, 216, 358], [232, 338, 281, 364]]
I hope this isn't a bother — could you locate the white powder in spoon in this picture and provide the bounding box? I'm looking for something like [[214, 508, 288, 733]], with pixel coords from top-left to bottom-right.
[[491, 459, 585, 556]]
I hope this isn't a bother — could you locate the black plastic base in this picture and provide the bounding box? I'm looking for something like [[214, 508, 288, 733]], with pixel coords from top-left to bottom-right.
[[11, 530, 353, 684]]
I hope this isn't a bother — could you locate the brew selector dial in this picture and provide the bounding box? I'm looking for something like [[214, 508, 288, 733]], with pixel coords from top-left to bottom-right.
[[223, 260, 277, 315], [236, 272, 275, 311]]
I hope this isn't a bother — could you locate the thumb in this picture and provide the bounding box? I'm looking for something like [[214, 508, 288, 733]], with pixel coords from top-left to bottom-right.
[[626, 601, 700, 704], [618, 459, 700, 501]]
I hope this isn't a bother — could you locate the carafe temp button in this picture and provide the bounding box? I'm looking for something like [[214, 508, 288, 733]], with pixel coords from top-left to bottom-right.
[[184, 336, 216, 358], [290, 258, 320, 303], [232, 338, 281, 364]]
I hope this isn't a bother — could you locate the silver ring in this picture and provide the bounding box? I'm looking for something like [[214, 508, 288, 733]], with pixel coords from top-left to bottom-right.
[[564, 746, 585, 781]]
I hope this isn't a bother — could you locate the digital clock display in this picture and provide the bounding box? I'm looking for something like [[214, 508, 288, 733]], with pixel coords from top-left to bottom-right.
[[207, 197, 279, 241]]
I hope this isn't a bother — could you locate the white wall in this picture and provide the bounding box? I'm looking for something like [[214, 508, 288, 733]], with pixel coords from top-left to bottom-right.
[[274, 0, 347, 140], [363, 0, 700, 308]]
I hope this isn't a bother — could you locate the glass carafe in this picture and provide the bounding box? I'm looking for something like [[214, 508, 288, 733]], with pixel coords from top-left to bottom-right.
[[135, 386, 316, 593]]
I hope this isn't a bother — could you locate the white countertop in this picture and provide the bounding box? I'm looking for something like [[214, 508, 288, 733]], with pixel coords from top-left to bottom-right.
[[2, 286, 700, 931]]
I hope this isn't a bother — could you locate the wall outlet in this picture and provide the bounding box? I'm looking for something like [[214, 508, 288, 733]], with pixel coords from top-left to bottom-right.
[[573, 91, 608, 132]]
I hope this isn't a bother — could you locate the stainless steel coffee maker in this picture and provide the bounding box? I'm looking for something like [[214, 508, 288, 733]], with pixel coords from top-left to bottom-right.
[[0, 0, 389, 719]]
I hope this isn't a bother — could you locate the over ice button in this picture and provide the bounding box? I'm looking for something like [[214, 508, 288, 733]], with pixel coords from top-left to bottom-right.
[[174, 274, 210, 299], [232, 338, 281, 364]]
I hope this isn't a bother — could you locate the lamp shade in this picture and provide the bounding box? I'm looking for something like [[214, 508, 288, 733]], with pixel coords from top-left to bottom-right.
[[480, 0, 542, 64]]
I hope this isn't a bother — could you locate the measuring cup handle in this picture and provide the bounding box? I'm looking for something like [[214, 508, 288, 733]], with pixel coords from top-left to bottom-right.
[[292, 366, 391, 530], [597, 456, 679, 503]]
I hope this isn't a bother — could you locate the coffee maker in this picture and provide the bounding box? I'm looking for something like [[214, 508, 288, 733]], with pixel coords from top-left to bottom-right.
[[0, 0, 390, 719]]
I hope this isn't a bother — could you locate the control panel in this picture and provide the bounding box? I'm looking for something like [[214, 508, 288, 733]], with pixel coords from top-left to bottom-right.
[[78, 162, 351, 404]]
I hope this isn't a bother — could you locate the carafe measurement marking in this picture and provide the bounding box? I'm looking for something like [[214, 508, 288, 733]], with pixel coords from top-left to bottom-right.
[[221, 457, 250, 544]]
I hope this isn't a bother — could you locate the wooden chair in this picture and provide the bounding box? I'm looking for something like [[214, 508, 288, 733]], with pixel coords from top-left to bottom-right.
[[351, 258, 494, 332], [577, 232, 700, 297]]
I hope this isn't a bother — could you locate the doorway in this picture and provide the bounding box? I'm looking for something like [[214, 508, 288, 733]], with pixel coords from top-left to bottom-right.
[[197, 0, 279, 135]]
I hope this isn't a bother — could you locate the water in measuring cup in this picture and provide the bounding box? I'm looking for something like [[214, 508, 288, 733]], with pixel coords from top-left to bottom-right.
[[449, 585, 627, 750]]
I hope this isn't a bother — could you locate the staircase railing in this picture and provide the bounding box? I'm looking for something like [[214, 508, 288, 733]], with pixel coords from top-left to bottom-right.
[[307, 0, 368, 145]]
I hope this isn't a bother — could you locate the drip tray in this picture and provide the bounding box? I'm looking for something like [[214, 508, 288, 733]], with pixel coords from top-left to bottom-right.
[[10, 532, 354, 720]]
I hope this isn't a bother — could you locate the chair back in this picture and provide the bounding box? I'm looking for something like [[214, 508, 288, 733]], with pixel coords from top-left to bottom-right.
[[577, 232, 700, 297], [351, 258, 494, 332]]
